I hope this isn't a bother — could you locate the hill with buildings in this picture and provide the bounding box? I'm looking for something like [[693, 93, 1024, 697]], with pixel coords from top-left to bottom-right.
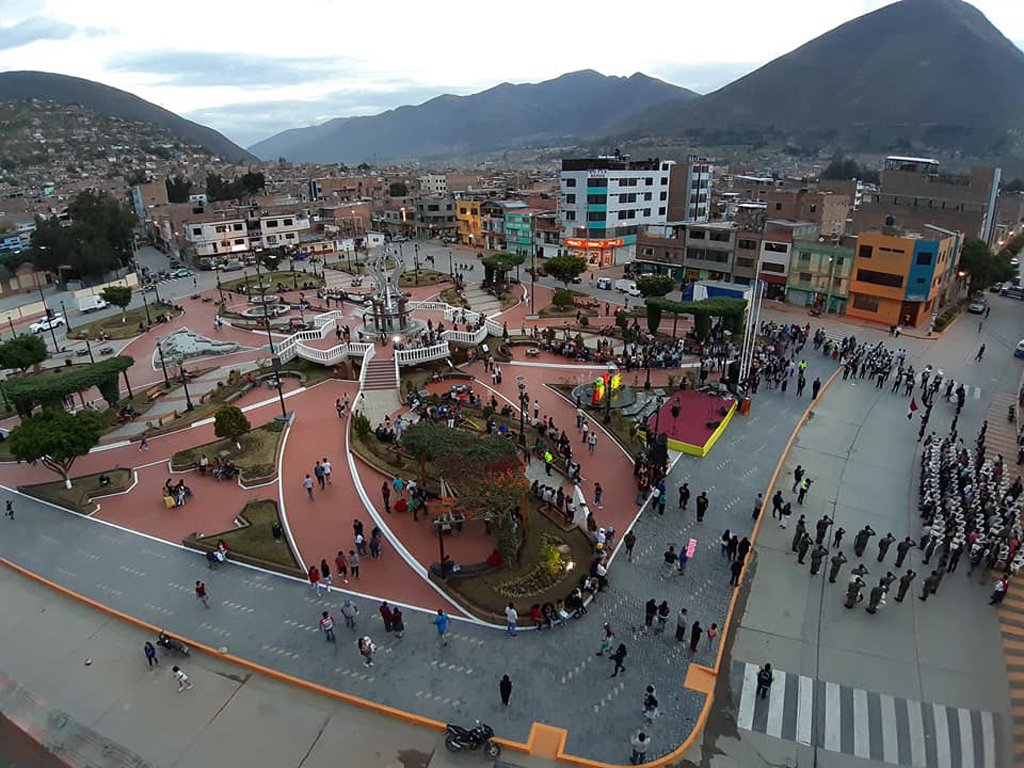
[[249, 70, 697, 164], [0, 71, 256, 163], [616, 0, 1024, 160]]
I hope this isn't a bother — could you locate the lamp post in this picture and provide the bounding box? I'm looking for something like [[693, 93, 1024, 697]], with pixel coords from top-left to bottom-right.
[[216, 273, 224, 303], [643, 351, 652, 391], [156, 338, 170, 388], [652, 394, 666, 440], [7, 317, 16, 338], [290, 260, 298, 289], [413, 243, 420, 285], [60, 300, 72, 332], [531, 248, 537, 315], [243, 269, 250, 297], [84, 337, 96, 364], [271, 356, 289, 422], [178, 357, 194, 411], [448, 248, 453, 277], [140, 287, 152, 325], [34, 270, 60, 352], [603, 363, 616, 425], [516, 376, 527, 447]]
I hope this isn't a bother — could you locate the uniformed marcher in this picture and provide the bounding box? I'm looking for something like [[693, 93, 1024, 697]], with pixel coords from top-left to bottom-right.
[[796, 531, 812, 564], [809, 544, 828, 575], [895, 570, 916, 602], [876, 533, 896, 562], [853, 525, 877, 557], [894, 537, 916, 568], [791, 515, 807, 552], [919, 570, 941, 601], [828, 551, 848, 583], [814, 515, 833, 545], [865, 583, 886, 614]]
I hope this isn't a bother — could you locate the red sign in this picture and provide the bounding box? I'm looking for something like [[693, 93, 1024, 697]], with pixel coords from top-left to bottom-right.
[[564, 238, 624, 249]]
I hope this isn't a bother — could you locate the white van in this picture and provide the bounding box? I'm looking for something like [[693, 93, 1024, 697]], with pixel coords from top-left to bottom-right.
[[615, 279, 641, 297], [77, 295, 109, 313], [596, 276, 613, 290]]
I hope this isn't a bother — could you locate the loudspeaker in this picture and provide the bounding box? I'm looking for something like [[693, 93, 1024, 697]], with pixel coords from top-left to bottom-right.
[[650, 433, 669, 466], [725, 361, 740, 385], [706, 420, 721, 429], [719, 406, 729, 417]]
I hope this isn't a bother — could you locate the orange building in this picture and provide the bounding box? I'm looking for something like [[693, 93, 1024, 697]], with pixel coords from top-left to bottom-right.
[[455, 199, 483, 246]]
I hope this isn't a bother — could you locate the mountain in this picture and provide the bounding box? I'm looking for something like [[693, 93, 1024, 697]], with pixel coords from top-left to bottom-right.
[[250, 70, 696, 163], [0, 71, 256, 163], [616, 0, 1024, 155]]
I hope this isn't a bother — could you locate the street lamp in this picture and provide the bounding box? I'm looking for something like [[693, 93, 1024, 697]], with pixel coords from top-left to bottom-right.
[[414, 243, 420, 285], [531, 248, 537, 315], [60, 300, 71, 332], [271, 356, 289, 422], [7, 317, 15, 338], [156, 338, 170, 388], [140, 287, 152, 325], [516, 376, 527, 447], [33, 268, 60, 352], [84, 337, 95, 364], [178, 357, 194, 411], [216, 273, 224, 303], [243, 270, 250, 297], [643, 351, 652, 391], [603, 363, 616, 425], [448, 248, 453, 277]]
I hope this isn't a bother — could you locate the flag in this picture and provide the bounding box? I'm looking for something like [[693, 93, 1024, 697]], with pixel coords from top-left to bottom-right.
[[908, 398, 918, 420]]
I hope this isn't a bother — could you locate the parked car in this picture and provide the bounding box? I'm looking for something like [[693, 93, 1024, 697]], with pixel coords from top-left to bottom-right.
[[171, 268, 195, 279], [989, 282, 1005, 293], [967, 298, 987, 314], [596, 276, 613, 290], [220, 259, 244, 272], [391, 235, 409, 243], [442, 236, 457, 244], [29, 314, 66, 333], [1016, 339, 1024, 359]]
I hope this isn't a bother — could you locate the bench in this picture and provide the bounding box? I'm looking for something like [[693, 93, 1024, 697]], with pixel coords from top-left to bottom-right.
[[429, 561, 494, 578], [146, 386, 166, 402], [224, 383, 253, 404]]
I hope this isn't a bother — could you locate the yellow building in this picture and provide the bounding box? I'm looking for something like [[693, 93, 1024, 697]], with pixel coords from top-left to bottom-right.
[[455, 199, 483, 246]]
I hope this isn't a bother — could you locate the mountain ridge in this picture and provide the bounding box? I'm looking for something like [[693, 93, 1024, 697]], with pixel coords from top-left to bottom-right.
[[0, 70, 256, 163]]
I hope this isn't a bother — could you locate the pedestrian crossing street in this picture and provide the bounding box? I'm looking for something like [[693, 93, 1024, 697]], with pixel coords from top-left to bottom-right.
[[733, 661, 1001, 767]]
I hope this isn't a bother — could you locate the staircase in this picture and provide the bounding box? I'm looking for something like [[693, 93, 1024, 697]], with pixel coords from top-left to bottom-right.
[[361, 357, 398, 391], [462, 285, 504, 317]]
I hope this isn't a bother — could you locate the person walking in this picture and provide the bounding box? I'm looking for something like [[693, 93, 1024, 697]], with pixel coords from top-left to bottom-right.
[[348, 549, 360, 579], [4, 500, 13, 519], [194, 580, 209, 609], [308, 565, 323, 595], [357, 635, 376, 667], [705, 622, 719, 651], [143, 641, 158, 668], [630, 730, 650, 765], [505, 602, 518, 637], [729, 558, 743, 587], [675, 608, 688, 641], [139, 436, 149, 451], [321, 457, 332, 485], [792, 465, 805, 493], [644, 598, 658, 628], [737, 537, 751, 563], [314, 461, 326, 490], [662, 546, 678, 578], [876, 533, 896, 563], [391, 606, 405, 638], [812, 377, 822, 399], [597, 623, 615, 656], [334, 551, 349, 584], [975, 344, 985, 362], [340, 599, 359, 629], [433, 609, 450, 646], [689, 621, 703, 653], [642, 686, 659, 722], [499, 674, 513, 706], [756, 663, 774, 699], [172, 665, 193, 692], [319, 559, 333, 591], [381, 482, 391, 514], [894, 537, 916, 568], [587, 431, 597, 455], [303, 474, 314, 500], [379, 601, 394, 633], [610, 643, 627, 677], [828, 551, 848, 583], [679, 483, 690, 510], [771, 491, 784, 519], [594, 482, 603, 509], [696, 491, 709, 522], [624, 530, 636, 562], [319, 611, 336, 642]]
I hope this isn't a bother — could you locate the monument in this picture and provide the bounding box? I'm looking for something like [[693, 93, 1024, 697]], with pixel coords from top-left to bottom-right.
[[358, 253, 426, 340]]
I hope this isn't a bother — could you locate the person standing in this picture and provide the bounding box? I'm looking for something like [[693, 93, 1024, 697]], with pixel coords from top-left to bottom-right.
[[194, 580, 209, 609], [172, 665, 193, 692], [391, 607, 405, 638], [791, 515, 807, 552], [752, 492, 764, 519], [348, 550, 360, 580], [655, 601, 670, 634], [796, 532, 812, 564], [814, 515, 833, 545], [771, 491, 784, 519], [679, 483, 690, 510], [630, 730, 649, 765], [876, 533, 896, 562], [587, 431, 597, 455], [321, 457, 332, 485], [705, 622, 719, 651], [895, 570, 917, 602], [812, 377, 822, 399], [624, 530, 636, 562], [381, 481, 391, 514], [832, 526, 846, 550], [4, 500, 13, 519], [809, 544, 828, 575], [334, 550, 349, 584], [308, 565, 323, 595], [797, 477, 813, 505], [505, 602, 518, 637], [319, 611, 336, 642], [594, 482, 603, 509], [340, 599, 359, 629], [894, 537, 916, 568], [143, 641, 158, 668], [696, 491, 709, 522], [919, 570, 941, 601], [303, 474, 314, 500], [853, 526, 876, 557], [828, 551, 848, 583], [675, 608, 688, 641], [319, 559, 333, 591], [357, 635, 376, 667], [499, 674, 513, 706], [689, 621, 703, 653], [433, 609, 450, 646], [756, 664, 773, 699], [610, 643, 627, 677], [729, 559, 743, 587], [644, 598, 657, 628], [379, 601, 394, 633], [791, 465, 805, 493]]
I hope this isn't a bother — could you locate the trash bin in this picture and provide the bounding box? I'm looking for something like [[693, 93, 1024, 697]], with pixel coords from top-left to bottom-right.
[[739, 397, 752, 416]]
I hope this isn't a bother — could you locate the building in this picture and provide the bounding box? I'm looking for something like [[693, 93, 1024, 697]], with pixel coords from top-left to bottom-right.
[[763, 188, 850, 239], [131, 179, 170, 221], [184, 211, 251, 258], [992, 190, 1024, 248], [412, 196, 456, 239], [504, 208, 538, 258], [851, 157, 1001, 245], [418, 174, 448, 197], [679, 157, 713, 221], [636, 221, 737, 282], [455, 199, 483, 246], [846, 227, 962, 329], [559, 156, 681, 267], [785, 241, 855, 314]]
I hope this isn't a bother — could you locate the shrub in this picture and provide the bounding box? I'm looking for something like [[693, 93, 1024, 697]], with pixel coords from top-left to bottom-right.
[[552, 289, 574, 309], [352, 412, 371, 437]]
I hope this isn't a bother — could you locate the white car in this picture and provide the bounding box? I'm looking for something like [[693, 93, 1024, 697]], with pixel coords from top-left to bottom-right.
[[29, 314, 66, 333]]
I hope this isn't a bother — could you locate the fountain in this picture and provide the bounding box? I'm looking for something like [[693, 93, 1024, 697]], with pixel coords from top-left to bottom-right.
[[357, 253, 427, 340]]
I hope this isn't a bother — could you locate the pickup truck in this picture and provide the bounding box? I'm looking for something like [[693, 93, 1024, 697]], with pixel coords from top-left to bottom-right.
[[77, 296, 109, 313]]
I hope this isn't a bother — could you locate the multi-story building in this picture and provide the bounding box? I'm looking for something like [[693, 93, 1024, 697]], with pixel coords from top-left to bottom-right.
[[184, 212, 251, 258], [764, 188, 850, 239], [992, 190, 1024, 247], [418, 174, 448, 197], [533, 212, 561, 259], [504, 208, 537, 258], [846, 226, 962, 329], [733, 232, 761, 283], [559, 156, 682, 267], [679, 157, 713, 221], [250, 209, 311, 250], [455, 199, 483, 246], [851, 157, 1001, 245], [785, 241, 855, 314], [131, 179, 170, 221], [635, 221, 737, 282], [412, 196, 456, 239]]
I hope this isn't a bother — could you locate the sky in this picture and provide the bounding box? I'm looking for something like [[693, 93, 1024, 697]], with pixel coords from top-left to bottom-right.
[[1, 0, 1023, 149]]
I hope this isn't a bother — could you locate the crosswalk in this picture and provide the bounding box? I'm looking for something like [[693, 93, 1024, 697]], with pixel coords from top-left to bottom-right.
[[733, 661, 1001, 766]]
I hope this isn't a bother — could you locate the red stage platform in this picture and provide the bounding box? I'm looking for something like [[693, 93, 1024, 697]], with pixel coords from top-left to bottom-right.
[[644, 389, 737, 457]]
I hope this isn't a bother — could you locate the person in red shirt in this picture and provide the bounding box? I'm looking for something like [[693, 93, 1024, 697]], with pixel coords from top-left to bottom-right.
[[308, 565, 323, 595], [379, 601, 394, 633]]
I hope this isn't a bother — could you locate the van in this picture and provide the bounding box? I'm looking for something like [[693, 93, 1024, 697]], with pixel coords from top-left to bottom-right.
[[76, 295, 109, 313], [615, 279, 641, 297], [596, 276, 613, 290], [221, 259, 244, 272]]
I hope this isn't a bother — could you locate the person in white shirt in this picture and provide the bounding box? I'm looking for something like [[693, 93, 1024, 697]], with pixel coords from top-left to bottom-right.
[[505, 603, 518, 637]]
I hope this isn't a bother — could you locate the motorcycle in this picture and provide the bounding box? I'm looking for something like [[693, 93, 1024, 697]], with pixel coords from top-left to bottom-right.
[[444, 721, 501, 758], [157, 632, 191, 656]]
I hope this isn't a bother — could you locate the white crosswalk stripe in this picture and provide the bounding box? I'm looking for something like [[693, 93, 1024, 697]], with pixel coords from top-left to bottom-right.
[[733, 661, 1000, 767]]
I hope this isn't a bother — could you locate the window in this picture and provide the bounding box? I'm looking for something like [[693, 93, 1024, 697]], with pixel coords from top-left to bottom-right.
[[565, 178, 577, 187], [916, 277, 925, 284], [191, 227, 202, 236], [736, 257, 756, 268], [916, 251, 933, 265], [858, 245, 873, 259], [587, 194, 606, 205], [642, 247, 654, 257], [775, 203, 783, 211], [232, 223, 243, 231], [690, 229, 706, 240], [588, 178, 607, 187], [215, 225, 226, 234], [283, 218, 293, 226], [798, 251, 810, 261], [661, 177, 668, 185], [233, 238, 244, 245], [285, 233, 295, 240], [738, 239, 757, 250], [644, 193, 652, 201], [852, 293, 880, 312], [587, 211, 605, 222], [565, 194, 576, 204], [659, 191, 667, 201], [643, 209, 651, 216], [761, 262, 786, 273], [658, 207, 666, 215], [799, 272, 813, 282], [709, 231, 731, 243], [764, 242, 788, 253], [856, 269, 903, 288], [564, 211, 576, 221], [265, 220, 278, 228], [809, 204, 817, 213]]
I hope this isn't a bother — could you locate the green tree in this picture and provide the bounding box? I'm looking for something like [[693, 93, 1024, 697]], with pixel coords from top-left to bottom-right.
[[636, 275, 675, 298], [0, 334, 47, 372], [458, 469, 529, 566], [100, 285, 133, 322], [543, 254, 587, 287], [165, 175, 193, 203], [9, 409, 104, 489], [960, 238, 1015, 292], [214, 406, 251, 448], [31, 190, 134, 278], [388, 181, 409, 197], [4, 356, 134, 416], [125, 169, 149, 186], [646, 302, 663, 334], [356, 163, 372, 172], [552, 289, 574, 309]]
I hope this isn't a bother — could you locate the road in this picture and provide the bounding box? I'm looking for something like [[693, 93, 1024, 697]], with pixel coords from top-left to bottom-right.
[[694, 293, 1024, 768]]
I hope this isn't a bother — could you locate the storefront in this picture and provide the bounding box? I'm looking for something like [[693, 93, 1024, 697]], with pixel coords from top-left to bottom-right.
[[564, 237, 625, 268]]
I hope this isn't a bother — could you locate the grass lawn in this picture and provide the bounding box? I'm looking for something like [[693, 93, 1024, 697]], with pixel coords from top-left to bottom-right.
[[398, 269, 448, 287], [187, 499, 300, 574], [69, 304, 182, 340], [21, 468, 133, 514], [219, 270, 323, 293], [170, 422, 284, 484], [436, 504, 593, 620], [439, 288, 468, 307]]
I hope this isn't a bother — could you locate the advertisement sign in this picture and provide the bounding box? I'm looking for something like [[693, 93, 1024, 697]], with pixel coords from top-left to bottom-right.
[[564, 238, 624, 249]]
